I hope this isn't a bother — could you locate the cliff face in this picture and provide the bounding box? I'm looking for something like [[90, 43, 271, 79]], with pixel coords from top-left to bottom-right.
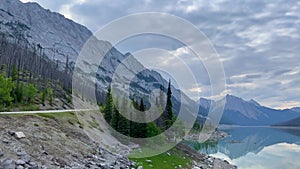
[[0, 0, 92, 62]]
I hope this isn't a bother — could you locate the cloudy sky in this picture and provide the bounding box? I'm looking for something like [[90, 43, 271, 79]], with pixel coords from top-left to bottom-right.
[[20, 0, 300, 109]]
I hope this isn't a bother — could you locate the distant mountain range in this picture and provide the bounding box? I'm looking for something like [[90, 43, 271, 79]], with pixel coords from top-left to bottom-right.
[[273, 116, 300, 127], [199, 95, 300, 126]]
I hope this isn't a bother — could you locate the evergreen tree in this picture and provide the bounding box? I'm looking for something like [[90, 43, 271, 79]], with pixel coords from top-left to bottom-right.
[[165, 80, 175, 129], [111, 97, 121, 131], [136, 99, 147, 138], [103, 86, 114, 123], [118, 97, 130, 135], [129, 99, 137, 137], [111, 106, 120, 131], [146, 122, 161, 137]]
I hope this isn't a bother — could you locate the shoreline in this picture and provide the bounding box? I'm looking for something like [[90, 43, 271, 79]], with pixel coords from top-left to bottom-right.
[[182, 129, 236, 169], [177, 143, 237, 169]]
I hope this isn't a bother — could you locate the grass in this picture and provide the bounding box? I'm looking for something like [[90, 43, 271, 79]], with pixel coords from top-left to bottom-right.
[[19, 105, 40, 111], [129, 147, 192, 169], [36, 112, 76, 120]]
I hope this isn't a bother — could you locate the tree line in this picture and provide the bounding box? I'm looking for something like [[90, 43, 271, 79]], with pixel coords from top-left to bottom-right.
[[102, 80, 186, 143], [0, 33, 72, 110]]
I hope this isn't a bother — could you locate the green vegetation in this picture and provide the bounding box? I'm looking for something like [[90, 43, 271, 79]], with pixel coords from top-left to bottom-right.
[[0, 70, 15, 107], [0, 64, 59, 111], [130, 148, 192, 169], [36, 112, 76, 120], [102, 80, 186, 144]]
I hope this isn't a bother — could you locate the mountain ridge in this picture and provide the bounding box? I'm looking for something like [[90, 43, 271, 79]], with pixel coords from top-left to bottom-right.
[[198, 94, 300, 126]]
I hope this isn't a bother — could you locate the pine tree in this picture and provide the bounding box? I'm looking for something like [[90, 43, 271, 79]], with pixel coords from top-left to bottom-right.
[[146, 122, 161, 137], [104, 86, 114, 123], [111, 106, 120, 131], [137, 99, 147, 138], [118, 97, 130, 135], [165, 80, 175, 129]]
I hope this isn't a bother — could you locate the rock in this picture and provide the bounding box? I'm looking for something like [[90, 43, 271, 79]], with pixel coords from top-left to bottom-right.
[[56, 158, 67, 166], [16, 165, 24, 169], [192, 167, 201, 169], [2, 158, 16, 169], [0, 149, 4, 158], [7, 130, 15, 136], [130, 161, 136, 167], [28, 162, 39, 169], [2, 139, 11, 144], [15, 159, 26, 165], [166, 152, 171, 156], [14, 132, 26, 139], [21, 154, 31, 163], [137, 166, 143, 169], [145, 160, 152, 163], [97, 163, 109, 169]]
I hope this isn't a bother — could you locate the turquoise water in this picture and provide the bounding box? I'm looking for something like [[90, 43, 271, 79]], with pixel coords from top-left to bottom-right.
[[187, 127, 300, 169]]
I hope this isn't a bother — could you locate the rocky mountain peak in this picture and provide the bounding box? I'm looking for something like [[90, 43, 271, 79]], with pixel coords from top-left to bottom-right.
[[0, 0, 92, 62]]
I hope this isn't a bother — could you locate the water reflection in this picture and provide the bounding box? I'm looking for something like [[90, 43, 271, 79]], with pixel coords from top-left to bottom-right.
[[186, 127, 300, 169], [213, 143, 300, 169]]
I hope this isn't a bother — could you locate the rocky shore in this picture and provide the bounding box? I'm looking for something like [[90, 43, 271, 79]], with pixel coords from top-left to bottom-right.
[[177, 143, 236, 169], [0, 114, 236, 169]]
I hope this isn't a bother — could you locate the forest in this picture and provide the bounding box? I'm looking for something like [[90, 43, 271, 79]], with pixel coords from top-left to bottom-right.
[[0, 33, 73, 111]]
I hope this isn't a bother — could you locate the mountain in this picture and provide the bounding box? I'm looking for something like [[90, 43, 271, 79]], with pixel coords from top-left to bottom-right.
[[0, 0, 198, 117], [274, 116, 300, 127], [291, 107, 300, 113], [0, 0, 91, 64], [200, 95, 300, 126]]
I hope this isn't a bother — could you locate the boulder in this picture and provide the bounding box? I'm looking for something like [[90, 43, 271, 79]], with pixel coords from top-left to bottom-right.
[[2, 158, 16, 169], [15, 159, 26, 165], [14, 132, 26, 139]]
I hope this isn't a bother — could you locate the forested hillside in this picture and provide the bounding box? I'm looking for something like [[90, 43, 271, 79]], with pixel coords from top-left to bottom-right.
[[0, 33, 74, 111]]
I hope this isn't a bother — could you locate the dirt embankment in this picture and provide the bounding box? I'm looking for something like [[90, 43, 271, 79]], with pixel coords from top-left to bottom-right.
[[0, 114, 132, 169]]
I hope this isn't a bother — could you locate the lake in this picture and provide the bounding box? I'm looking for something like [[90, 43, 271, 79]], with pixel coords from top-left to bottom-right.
[[186, 127, 300, 169]]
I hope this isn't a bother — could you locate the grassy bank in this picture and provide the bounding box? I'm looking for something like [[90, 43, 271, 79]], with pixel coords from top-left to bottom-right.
[[130, 147, 192, 169]]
